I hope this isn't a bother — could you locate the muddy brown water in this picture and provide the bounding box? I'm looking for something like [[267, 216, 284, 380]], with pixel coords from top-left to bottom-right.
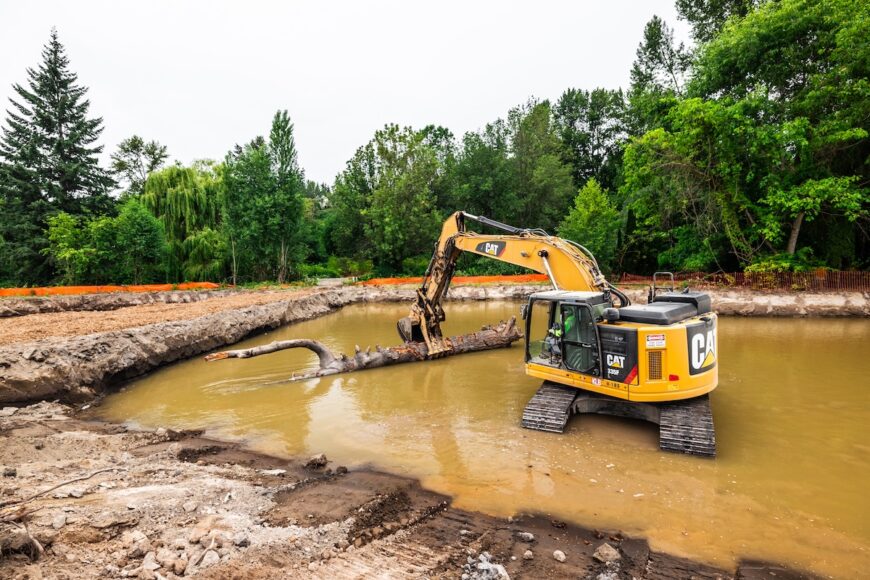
[[98, 302, 870, 578]]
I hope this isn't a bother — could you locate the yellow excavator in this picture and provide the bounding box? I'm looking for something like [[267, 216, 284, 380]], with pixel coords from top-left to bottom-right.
[[398, 211, 718, 456]]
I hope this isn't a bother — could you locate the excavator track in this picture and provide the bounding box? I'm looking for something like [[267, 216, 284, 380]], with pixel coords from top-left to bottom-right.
[[658, 394, 716, 457], [521, 382, 578, 433], [523, 385, 717, 457]]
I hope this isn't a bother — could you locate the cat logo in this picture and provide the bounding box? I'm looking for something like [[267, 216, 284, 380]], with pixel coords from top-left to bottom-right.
[[606, 354, 625, 369], [475, 240, 506, 257], [686, 322, 717, 375]]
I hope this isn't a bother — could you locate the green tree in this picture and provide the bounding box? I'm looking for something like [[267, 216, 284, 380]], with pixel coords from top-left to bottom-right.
[[115, 199, 166, 284], [223, 111, 305, 283], [558, 179, 621, 272], [142, 161, 223, 282], [508, 100, 575, 231], [0, 29, 115, 284], [554, 88, 626, 191], [111, 136, 169, 196], [676, 0, 761, 44], [448, 119, 517, 222], [43, 213, 92, 284]]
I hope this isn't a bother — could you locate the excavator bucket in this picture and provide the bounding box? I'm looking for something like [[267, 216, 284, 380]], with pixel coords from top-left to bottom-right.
[[397, 317, 415, 343]]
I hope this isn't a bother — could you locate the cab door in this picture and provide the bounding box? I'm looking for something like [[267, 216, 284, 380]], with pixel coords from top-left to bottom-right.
[[559, 303, 601, 376]]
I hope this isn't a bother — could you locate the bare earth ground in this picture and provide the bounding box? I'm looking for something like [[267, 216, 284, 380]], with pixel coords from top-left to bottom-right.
[[1, 401, 798, 580], [0, 289, 320, 346], [0, 288, 834, 578]]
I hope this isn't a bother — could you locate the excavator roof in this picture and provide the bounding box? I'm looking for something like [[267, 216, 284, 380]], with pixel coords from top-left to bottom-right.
[[529, 290, 608, 304]]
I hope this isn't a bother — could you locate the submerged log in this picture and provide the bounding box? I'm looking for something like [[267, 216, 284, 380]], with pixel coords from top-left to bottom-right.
[[204, 316, 523, 381]]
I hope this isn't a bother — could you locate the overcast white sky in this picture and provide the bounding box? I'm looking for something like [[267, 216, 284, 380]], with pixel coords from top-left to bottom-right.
[[0, 1, 689, 184]]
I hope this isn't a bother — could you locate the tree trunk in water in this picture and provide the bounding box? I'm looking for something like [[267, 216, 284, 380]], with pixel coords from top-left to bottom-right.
[[786, 211, 805, 255], [205, 317, 523, 381]]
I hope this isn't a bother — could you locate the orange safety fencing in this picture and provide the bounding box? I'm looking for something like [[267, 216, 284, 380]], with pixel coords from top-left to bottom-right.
[[0, 282, 221, 297], [617, 271, 870, 292], [359, 274, 549, 286]]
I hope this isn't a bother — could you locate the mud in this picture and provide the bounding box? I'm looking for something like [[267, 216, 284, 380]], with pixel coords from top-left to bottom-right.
[[0, 401, 812, 579]]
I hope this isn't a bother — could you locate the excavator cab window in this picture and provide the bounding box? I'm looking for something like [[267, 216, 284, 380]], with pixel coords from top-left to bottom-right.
[[560, 303, 600, 375], [526, 300, 557, 364]]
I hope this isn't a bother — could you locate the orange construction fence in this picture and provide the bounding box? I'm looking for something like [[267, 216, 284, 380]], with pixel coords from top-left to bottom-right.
[[0, 282, 221, 297], [359, 274, 549, 286]]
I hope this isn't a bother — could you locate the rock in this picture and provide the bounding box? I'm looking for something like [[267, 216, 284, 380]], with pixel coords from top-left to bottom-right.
[[0, 407, 17, 417], [69, 488, 84, 498], [182, 500, 198, 513], [259, 468, 287, 476], [52, 514, 67, 529], [553, 550, 566, 562], [593, 542, 621, 563], [142, 551, 161, 571], [336, 466, 348, 475], [156, 548, 176, 567], [122, 530, 148, 548], [138, 569, 156, 580], [517, 531, 535, 542], [172, 557, 187, 575], [155, 427, 167, 436], [523, 550, 534, 560], [199, 549, 220, 569], [232, 531, 250, 547], [92, 511, 138, 529], [2, 467, 16, 477], [305, 453, 328, 469], [337, 539, 349, 550], [172, 538, 188, 550], [308, 562, 318, 571], [189, 525, 209, 544]]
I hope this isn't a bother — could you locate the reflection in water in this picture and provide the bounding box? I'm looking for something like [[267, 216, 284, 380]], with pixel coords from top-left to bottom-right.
[[99, 303, 870, 578]]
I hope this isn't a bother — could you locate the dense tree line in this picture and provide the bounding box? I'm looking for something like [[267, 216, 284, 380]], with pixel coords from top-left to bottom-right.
[[1, 1, 867, 287]]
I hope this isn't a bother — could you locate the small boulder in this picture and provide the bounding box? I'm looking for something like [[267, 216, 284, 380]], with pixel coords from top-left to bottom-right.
[[3, 467, 17, 478], [142, 551, 160, 571], [523, 550, 534, 561], [517, 531, 535, 542], [593, 542, 621, 563], [305, 453, 328, 469], [173, 558, 188, 575], [553, 550, 566, 563], [0, 407, 17, 417], [259, 468, 287, 476], [199, 549, 220, 569], [52, 514, 67, 530], [182, 500, 199, 513], [232, 531, 250, 547]]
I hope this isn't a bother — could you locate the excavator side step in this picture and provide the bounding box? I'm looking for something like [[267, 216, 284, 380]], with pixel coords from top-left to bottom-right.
[[521, 382, 578, 433], [522, 385, 717, 457]]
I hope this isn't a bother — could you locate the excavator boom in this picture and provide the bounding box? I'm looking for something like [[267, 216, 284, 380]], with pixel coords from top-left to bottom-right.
[[398, 211, 628, 355]]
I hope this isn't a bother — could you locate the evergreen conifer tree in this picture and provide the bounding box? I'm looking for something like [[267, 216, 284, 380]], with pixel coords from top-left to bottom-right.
[[0, 28, 115, 284]]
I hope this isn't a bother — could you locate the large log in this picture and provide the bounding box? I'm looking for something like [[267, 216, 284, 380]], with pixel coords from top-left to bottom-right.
[[204, 316, 523, 381]]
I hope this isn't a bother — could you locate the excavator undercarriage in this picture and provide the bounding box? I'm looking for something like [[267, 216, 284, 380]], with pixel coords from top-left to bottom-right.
[[521, 383, 716, 457]]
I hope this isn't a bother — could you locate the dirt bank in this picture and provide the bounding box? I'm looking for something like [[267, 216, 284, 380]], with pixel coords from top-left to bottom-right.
[[0, 289, 238, 319], [0, 401, 810, 579]]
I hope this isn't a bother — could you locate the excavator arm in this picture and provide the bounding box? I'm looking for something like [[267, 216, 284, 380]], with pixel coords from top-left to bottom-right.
[[398, 211, 630, 355]]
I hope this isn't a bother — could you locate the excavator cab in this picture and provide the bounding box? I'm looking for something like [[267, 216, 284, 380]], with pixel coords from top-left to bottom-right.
[[524, 291, 611, 375]]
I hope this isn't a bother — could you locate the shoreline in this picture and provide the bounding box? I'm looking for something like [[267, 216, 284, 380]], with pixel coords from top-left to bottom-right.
[[0, 401, 814, 579], [0, 285, 866, 406]]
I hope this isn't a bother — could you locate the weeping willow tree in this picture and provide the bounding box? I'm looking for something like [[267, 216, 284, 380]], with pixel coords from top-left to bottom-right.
[[141, 161, 226, 282]]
